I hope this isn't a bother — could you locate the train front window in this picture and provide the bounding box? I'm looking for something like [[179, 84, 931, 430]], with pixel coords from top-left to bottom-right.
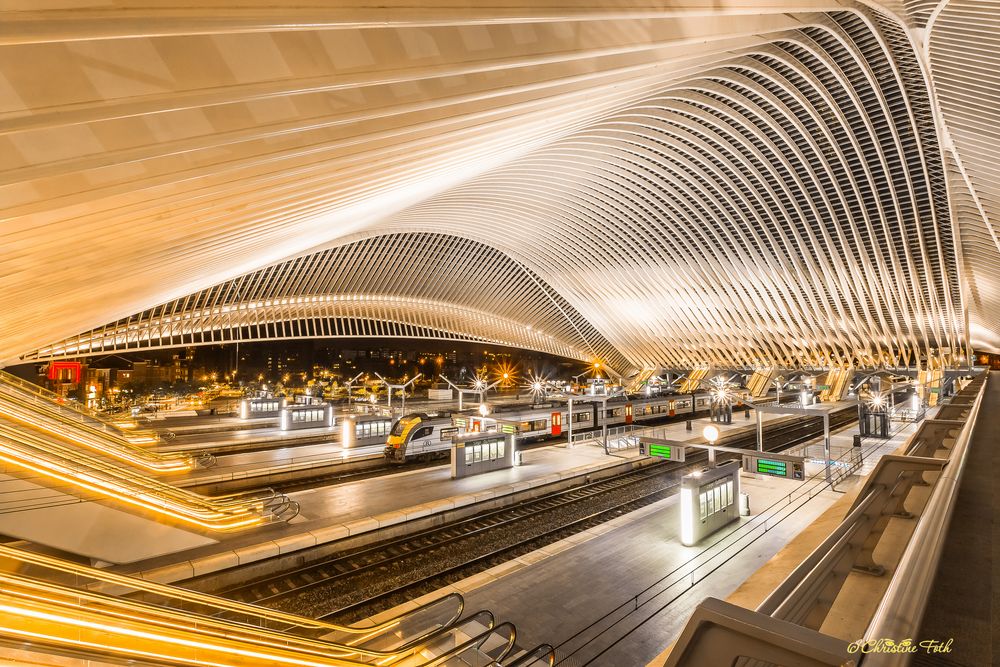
[[390, 419, 411, 437]]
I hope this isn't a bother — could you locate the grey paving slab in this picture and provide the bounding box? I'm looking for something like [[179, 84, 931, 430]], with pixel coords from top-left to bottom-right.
[[454, 473, 839, 666]]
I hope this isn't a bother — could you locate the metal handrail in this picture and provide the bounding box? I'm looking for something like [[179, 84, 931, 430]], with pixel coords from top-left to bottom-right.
[[2, 572, 423, 661], [658, 374, 988, 665], [0, 421, 287, 528], [497, 644, 556, 667], [0, 544, 466, 639], [861, 372, 989, 665], [418, 619, 513, 667], [0, 390, 195, 471], [0, 422, 273, 509], [0, 383, 159, 444], [0, 368, 157, 439]]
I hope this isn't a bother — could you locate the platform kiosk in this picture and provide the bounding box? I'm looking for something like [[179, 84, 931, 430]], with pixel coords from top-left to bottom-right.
[[680, 461, 740, 545], [239, 396, 286, 419], [450, 431, 515, 479], [279, 403, 334, 431]]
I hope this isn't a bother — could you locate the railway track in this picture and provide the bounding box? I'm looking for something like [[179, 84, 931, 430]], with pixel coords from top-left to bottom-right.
[[217, 406, 857, 623]]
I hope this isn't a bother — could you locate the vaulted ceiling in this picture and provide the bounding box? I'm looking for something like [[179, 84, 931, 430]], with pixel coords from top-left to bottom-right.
[[2, 0, 998, 372]]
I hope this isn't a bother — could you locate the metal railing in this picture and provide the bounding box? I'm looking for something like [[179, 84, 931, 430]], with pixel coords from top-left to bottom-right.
[[0, 368, 161, 440], [861, 375, 987, 665], [0, 387, 202, 472], [551, 435, 878, 665], [569, 425, 638, 450], [660, 371, 988, 666], [0, 416, 297, 529], [0, 543, 490, 665]]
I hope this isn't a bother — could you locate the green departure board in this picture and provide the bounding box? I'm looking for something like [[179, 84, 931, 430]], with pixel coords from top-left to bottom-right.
[[649, 443, 673, 459], [756, 458, 788, 476]]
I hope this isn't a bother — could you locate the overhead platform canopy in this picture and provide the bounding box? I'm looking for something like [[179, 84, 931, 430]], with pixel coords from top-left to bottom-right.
[[2, 0, 999, 371]]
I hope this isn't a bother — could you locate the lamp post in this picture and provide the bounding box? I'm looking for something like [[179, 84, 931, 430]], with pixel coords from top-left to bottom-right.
[[344, 372, 363, 410], [374, 372, 422, 414], [703, 424, 720, 465], [440, 373, 499, 410]]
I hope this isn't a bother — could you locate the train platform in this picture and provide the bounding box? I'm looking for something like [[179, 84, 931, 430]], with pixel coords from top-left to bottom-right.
[[108, 407, 798, 581], [370, 408, 931, 666], [158, 425, 336, 452], [173, 443, 380, 488], [109, 442, 655, 584], [177, 409, 795, 487]]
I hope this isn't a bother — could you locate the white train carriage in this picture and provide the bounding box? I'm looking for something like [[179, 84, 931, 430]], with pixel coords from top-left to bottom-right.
[[460, 391, 742, 441]]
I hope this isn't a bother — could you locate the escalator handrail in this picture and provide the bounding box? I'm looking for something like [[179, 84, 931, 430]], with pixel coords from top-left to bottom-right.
[[418, 619, 514, 667], [493, 643, 556, 667], [0, 544, 465, 637]]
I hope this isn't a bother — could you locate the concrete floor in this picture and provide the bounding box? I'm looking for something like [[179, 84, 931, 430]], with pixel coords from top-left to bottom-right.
[[379, 414, 936, 667], [447, 471, 842, 665]]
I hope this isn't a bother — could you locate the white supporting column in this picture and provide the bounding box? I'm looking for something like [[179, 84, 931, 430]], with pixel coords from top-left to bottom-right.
[[567, 398, 574, 448], [756, 409, 763, 452], [824, 413, 831, 483]]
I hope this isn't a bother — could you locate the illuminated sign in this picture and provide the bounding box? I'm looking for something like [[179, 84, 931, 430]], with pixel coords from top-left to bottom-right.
[[639, 440, 685, 461], [650, 444, 672, 458], [47, 361, 82, 383], [756, 459, 787, 476], [743, 453, 805, 480]]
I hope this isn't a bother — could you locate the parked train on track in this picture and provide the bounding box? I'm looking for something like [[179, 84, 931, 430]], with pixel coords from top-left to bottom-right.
[[384, 391, 747, 463]]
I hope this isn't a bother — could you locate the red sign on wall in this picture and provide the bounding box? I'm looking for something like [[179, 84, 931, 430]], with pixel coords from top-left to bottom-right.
[[47, 361, 82, 383]]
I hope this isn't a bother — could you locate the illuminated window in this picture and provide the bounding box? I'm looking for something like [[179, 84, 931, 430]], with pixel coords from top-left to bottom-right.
[[698, 478, 734, 520]]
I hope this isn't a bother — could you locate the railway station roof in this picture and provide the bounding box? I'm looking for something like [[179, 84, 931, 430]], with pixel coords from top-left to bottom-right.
[[2, 0, 999, 372]]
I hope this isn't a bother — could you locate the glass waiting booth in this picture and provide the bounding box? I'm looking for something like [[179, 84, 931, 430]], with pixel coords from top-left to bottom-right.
[[450, 432, 516, 479]]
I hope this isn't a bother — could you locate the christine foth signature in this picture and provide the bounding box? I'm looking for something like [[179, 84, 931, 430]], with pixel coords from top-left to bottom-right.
[[847, 637, 954, 655]]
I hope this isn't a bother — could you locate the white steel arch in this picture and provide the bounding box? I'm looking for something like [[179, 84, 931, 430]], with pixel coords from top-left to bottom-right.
[[2, 1, 998, 371]]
